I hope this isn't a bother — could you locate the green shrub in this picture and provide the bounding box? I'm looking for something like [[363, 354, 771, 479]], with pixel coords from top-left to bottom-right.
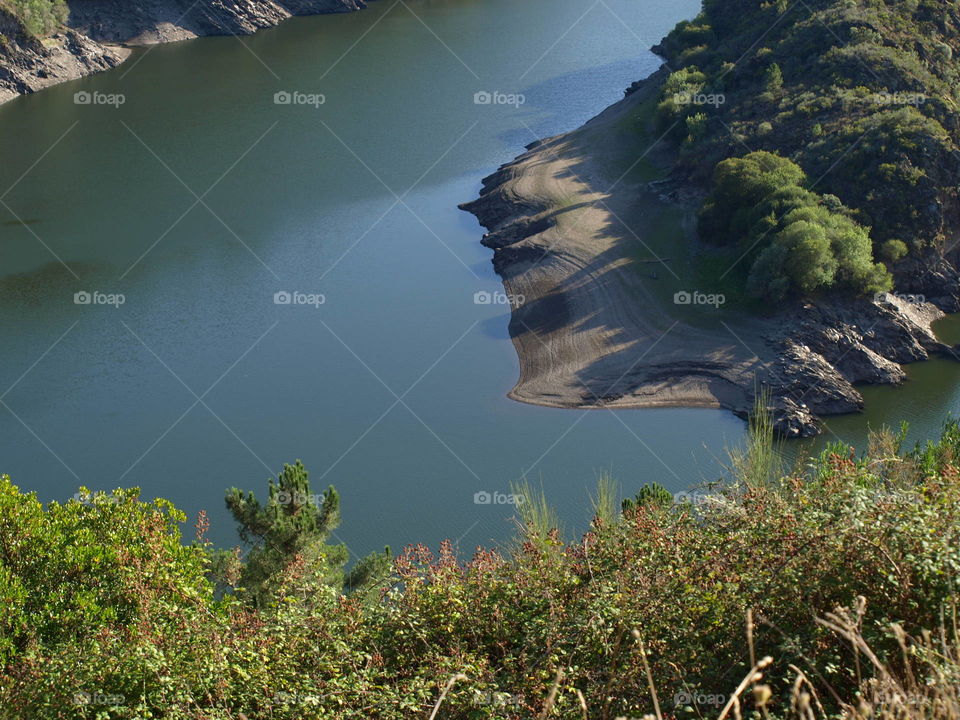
[[699, 151, 891, 301], [2, 419, 960, 717], [5, 0, 66, 37]]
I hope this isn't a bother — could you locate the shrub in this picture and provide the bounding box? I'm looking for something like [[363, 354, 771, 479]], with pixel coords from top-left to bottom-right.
[[700, 151, 892, 301]]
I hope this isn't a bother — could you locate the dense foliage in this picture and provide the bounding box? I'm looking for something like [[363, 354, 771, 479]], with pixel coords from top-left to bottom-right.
[[1, 417, 959, 718], [652, 0, 960, 300], [699, 151, 891, 300], [0, 0, 66, 37]]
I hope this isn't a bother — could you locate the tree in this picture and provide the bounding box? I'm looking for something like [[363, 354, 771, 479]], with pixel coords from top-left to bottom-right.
[[880, 239, 909, 263], [224, 461, 390, 605], [622, 482, 674, 514], [700, 151, 891, 301], [764, 62, 783, 92]]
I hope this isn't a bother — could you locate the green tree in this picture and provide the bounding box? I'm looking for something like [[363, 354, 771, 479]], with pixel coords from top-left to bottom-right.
[[622, 482, 674, 514], [764, 62, 783, 92], [224, 461, 390, 605], [880, 238, 909, 263], [701, 151, 891, 300]]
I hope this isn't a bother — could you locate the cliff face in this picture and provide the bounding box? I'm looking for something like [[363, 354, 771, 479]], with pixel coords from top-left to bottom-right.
[[67, 0, 365, 46], [0, 8, 127, 105], [0, 0, 366, 104]]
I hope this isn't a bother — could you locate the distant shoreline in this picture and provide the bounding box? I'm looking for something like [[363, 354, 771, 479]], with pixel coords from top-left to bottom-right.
[[0, 0, 365, 105]]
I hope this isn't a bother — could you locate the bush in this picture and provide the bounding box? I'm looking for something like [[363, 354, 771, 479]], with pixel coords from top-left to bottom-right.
[[700, 151, 892, 301], [2, 417, 960, 717], [880, 238, 910, 263]]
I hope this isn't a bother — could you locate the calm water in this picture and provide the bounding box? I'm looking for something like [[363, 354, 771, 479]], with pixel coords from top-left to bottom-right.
[[0, 0, 956, 558]]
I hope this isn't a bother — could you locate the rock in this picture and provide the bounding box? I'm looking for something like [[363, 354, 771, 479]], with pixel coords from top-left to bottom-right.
[[0, 0, 367, 104], [0, 10, 127, 102]]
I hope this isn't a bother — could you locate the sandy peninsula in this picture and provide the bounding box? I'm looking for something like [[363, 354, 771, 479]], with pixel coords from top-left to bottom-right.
[[461, 70, 954, 437]]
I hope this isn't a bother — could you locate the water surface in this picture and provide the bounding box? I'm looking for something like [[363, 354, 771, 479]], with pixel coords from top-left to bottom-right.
[[1, 0, 955, 558]]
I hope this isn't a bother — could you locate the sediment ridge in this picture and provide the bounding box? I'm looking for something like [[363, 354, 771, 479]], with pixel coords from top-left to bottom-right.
[[460, 71, 960, 437]]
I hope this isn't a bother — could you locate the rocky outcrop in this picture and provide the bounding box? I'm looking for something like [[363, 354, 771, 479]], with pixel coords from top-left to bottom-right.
[[0, 0, 366, 104], [755, 293, 956, 437], [0, 8, 127, 104], [68, 0, 365, 46]]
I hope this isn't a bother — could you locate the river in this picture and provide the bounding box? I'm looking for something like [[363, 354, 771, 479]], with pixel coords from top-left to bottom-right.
[[0, 0, 956, 557]]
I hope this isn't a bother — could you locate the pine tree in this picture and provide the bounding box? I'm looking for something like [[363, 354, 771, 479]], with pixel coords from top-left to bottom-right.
[[622, 482, 674, 514], [223, 460, 390, 605]]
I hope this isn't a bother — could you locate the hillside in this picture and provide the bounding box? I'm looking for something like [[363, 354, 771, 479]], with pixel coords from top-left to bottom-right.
[[652, 0, 960, 306]]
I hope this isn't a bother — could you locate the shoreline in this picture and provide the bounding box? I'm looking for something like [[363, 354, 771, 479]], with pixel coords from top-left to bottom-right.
[[461, 72, 763, 417], [461, 69, 959, 437], [0, 0, 366, 105]]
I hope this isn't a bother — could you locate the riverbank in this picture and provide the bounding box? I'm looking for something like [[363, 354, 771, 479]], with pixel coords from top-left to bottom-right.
[[461, 69, 960, 437], [0, 0, 365, 104]]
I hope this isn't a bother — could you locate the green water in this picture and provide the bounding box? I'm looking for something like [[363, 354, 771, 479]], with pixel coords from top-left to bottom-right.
[[809, 314, 960, 455], [0, 0, 955, 558]]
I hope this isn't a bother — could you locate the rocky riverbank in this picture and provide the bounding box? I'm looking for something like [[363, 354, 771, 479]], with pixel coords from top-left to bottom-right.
[[0, 0, 365, 104], [460, 71, 960, 438]]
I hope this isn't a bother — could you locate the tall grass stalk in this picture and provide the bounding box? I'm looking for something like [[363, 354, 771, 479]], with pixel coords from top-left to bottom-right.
[[591, 471, 620, 528], [511, 479, 561, 546], [731, 388, 782, 489]]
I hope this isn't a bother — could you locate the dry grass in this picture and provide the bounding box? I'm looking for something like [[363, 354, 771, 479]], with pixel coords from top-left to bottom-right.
[[427, 603, 960, 720]]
